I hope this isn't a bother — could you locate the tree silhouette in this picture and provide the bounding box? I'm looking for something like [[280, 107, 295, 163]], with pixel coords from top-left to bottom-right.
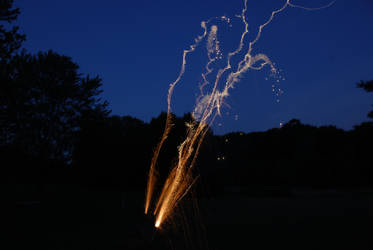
[[0, 0, 25, 61], [0, 50, 110, 163], [72, 115, 153, 188], [357, 80, 373, 119]]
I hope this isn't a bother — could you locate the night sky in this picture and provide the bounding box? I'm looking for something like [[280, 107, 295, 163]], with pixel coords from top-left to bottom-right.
[[15, 0, 373, 134]]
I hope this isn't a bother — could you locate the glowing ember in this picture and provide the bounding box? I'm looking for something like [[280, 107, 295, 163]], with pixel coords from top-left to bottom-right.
[[145, 0, 335, 228]]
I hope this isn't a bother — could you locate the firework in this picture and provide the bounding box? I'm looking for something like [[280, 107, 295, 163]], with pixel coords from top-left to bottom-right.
[[145, 0, 335, 228]]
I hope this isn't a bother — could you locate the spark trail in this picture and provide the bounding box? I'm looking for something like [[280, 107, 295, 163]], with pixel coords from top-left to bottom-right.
[[145, 0, 334, 228]]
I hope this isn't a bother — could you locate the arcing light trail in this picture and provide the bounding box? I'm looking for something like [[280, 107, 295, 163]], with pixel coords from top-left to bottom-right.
[[145, 0, 335, 228]]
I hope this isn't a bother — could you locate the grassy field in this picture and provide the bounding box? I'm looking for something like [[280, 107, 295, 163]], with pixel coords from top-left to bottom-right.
[[12, 189, 373, 250], [202, 193, 373, 250]]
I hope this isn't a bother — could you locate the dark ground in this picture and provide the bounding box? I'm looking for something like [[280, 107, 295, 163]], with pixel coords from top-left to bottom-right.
[[11, 188, 373, 250]]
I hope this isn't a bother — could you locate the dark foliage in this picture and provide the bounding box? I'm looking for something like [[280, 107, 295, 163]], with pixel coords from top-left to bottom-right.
[[0, 51, 110, 163], [357, 80, 373, 118], [72, 115, 152, 189], [0, 0, 25, 61]]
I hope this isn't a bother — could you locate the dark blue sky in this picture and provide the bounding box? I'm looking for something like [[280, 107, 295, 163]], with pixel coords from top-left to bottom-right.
[[15, 0, 373, 134]]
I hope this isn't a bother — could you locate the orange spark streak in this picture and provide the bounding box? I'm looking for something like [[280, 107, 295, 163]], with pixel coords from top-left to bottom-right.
[[144, 22, 208, 215]]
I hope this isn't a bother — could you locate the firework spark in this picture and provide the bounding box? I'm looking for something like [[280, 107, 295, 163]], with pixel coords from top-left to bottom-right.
[[145, 0, 335, 228]]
